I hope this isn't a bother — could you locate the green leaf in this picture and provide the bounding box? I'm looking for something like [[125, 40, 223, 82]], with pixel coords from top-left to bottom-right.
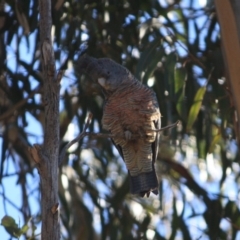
[[208, 133, 222, 153], [20, 217, 31, 235], [19, 223, 29, 235], [135, 38, 162, 80], [1, 215, 21, 238], [1, 215, 18, 228], [174, 66, 186, 119], [186, 86, 206, 132], [142, 48, 164, 84], [165, 53, 177, 97]]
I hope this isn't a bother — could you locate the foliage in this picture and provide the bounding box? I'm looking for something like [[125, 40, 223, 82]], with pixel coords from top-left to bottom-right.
[[0, 0, 239, 239], [1, 215, 37, 239]]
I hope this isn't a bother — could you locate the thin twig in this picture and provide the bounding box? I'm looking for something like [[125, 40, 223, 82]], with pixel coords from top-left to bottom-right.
[[164, 27, 206, 70], [154, 120, 179, 132], [58, 113, 93, 165], [206, 67, 215, 85], [84, 120, 180, 138], [0, 85, 41, 121], [59, 116, 179, 165]]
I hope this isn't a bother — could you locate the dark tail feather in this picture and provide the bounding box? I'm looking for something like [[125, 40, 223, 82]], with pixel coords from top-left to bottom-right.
[[129, 170, 158, 197]]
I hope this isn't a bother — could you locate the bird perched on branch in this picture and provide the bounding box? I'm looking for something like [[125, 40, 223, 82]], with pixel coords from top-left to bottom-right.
[[78, 56, 161, 197]]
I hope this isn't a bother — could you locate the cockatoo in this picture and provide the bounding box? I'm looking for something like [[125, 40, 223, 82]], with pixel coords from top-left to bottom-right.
[[78, 56, 161, 197]]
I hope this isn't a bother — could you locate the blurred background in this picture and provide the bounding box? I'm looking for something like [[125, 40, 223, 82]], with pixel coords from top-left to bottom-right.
[[0, 0, 240, 239]]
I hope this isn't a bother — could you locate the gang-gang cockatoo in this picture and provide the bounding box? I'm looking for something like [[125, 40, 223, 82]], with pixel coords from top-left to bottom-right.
[[78, 56, 161, 197]]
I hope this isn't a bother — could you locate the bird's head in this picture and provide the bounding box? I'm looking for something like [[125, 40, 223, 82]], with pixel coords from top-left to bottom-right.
[[78, 56, 135, 94], [96, 58, 133, 92]]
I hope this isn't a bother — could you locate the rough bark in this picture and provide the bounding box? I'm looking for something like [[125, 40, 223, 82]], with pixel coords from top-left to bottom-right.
[[214, 0, 240, 144], [38, 0, 60, 238]]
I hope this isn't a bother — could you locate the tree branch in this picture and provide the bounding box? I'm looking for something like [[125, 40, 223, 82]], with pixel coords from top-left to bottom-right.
[[59, 113, 93, 165], [59, 114, 179, 165], [34, 0, 61, 239], [0, 86, 41, 121], [214, 0, 240, 145]]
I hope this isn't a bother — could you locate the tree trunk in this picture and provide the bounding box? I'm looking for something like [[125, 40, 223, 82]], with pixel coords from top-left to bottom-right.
[[38, 0, 60, 238], [214, 0, 240, 144]]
